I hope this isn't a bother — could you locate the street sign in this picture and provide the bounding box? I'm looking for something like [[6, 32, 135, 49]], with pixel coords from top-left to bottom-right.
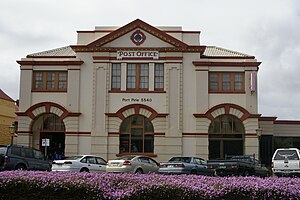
[[42, 138, 50, 147]]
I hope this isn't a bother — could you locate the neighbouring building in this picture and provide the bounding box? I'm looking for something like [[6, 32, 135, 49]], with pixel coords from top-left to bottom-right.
[[0, 89, 16, 145], [16, 19, 300, 166]]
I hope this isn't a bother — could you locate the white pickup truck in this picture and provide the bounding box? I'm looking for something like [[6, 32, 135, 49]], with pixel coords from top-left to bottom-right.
[[272, 148, 300, 177]]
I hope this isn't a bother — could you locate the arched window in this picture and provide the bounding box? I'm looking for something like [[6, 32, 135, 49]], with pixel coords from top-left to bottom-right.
[[119, 115, 154, 153], [208, 115, 244, 159], [42, 113, 65, 131]]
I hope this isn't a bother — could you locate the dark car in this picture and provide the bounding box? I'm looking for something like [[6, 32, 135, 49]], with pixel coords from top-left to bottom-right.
[[0, 145, 51, 171], [159, 156, 216, 176]]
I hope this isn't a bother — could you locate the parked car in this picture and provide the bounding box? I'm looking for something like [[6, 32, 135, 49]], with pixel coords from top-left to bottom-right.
[[0, 145, 51, 171], [51, 155, 107, 172], [159, 156, 215, 176], [207, 155, 270, 177], [106, 155, 159, 173], [272, 148, 300, 177]]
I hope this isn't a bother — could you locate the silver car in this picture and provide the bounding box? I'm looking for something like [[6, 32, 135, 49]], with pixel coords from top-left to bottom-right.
[[106, 155, 159, 173], [51, 155, 107, 172], [159, 156, 216, 176]]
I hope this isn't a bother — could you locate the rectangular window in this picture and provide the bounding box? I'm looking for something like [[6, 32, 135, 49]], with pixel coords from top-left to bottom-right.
[[154, 63, 164, 90], [34, 72, 43, 89], [127, 64, 136, 89], [209, 73, 219, 91], [234, 74, 243, 91], [111, 63, 121, 90], [209, 72, 244, 93], [32, 71, 67, 92], [127, 63, 149, 90], [46, 72, 55, 89], [222, 74, 231, 91]]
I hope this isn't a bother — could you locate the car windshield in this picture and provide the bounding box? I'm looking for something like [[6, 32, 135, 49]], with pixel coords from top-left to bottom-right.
[[115, 156, 136, 160], [65, 156, 83, 160], [274, 150, 299, 160], [0, 147, 7, 154], [169, 157, 191, 163]]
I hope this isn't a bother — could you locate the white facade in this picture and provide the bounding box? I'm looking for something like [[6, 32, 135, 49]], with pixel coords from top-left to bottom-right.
[[16, 19, 263, 162]]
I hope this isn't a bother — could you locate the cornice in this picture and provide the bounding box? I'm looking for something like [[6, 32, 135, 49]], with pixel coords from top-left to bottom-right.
[[193, 61, 261, 67], [16, 60, 84, 66]]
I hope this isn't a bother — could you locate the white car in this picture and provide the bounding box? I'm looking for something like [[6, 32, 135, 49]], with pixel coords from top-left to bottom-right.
[[51, 155, 107, 172], [272, 148, 300, 177], [106, 155, 159, 173]]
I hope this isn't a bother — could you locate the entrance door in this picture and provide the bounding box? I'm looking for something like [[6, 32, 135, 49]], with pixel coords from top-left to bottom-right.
[[208, 115, 245, 159], [33, 113, 66, 159], [40, 132, 65, 159]]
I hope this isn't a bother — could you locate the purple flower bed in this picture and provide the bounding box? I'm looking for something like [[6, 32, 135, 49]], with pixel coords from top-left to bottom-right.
[[0, 171, 300, 200]]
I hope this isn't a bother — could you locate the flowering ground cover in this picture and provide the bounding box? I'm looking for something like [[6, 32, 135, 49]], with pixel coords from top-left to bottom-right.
[[0, 171, 299, 200]]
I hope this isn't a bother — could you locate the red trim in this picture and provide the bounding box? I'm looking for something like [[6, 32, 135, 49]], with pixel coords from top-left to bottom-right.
[[201, 55, 255, 59], [105, 104, 168, 120], [130, 30, 146, 46], [182, 133, 208, 136], [109, 90, 166, 93], [154, 132, 165, 135], [32, 90, 67, 93], [71, 46, 205, 53], [258, 117, 277, 121], [65, 132, 91, 135], [193, 103, 258, 121], [208, 91, 245, 94], [17, 60, 84, 66], [93, 56, 183, 61], [86, 19, 189, 49], [108, 132, 165, 135], [16, 102, 81, 120], [108, 132, 120, 135], [193, 61, 261, 67]]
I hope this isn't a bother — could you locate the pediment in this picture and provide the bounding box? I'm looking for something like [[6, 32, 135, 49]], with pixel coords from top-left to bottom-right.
[[87, 19, 189, 49]]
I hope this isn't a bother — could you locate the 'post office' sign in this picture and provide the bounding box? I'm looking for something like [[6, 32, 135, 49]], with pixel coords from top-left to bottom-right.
[[117, 51, 159, 60]]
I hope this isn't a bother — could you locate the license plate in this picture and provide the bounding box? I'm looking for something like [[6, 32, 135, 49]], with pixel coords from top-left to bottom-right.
[[219, 166, 226, 169], [167, 165, 174, 168]]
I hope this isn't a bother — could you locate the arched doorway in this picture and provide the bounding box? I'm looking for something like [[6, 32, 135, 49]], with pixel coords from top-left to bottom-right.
[[208, 115, 245, 159], [32, 113, 65, 159], [119, 115, 154, 154]]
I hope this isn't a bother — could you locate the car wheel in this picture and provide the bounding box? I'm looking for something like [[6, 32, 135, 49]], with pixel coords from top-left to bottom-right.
[[15, 164, 26, 170], [80, 168, 89, 172], [135, 168, 143, 174], [191, 170, 197, 175]]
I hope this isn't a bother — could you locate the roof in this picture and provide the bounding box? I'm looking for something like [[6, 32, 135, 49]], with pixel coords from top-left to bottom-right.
[[0, 89, 14, 102], [203, 46, 253, 58], [27, 46, 76, 57], [27, 45, 252, 58]]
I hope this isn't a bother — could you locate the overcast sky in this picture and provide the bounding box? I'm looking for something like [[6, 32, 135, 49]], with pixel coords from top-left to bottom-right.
[[0, 0, 299, 120]]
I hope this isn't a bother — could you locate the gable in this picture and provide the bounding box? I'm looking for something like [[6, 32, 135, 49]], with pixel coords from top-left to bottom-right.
[[102, 28, 175, 48], [87, 19, 189, 49]]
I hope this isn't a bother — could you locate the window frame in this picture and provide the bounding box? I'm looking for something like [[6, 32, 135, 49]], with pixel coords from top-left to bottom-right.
[[209, 72, 245, 93], [126, 63, 149, 91], [154, 63, 164, 91], [119, 115, 154, 154], [32, 71, 68, 92], [111, 63, 121, 90]]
